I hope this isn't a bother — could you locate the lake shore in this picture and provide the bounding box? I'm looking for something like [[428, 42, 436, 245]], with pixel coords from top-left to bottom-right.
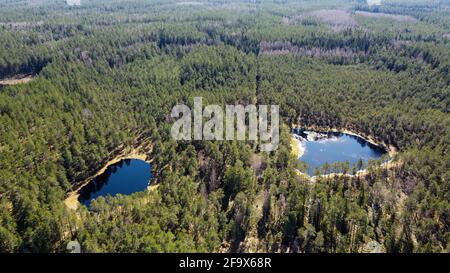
[[293, 159, 402, 183], [291, 124, 398, 157], [291, 124, 400, 180]]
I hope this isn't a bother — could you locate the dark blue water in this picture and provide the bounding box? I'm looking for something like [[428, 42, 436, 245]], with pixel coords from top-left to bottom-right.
[[296, 131, 386, 176], [78, 159, 152, 206]]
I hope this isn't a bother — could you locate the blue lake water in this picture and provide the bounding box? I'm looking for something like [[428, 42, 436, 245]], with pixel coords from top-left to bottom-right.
[[294, 130, 386, 176], [78, 159, 152, 206]]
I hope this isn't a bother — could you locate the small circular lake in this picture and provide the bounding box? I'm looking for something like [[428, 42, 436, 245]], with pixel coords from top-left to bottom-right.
[[78, 159, 152, 206], [293, 129, 387, 176]]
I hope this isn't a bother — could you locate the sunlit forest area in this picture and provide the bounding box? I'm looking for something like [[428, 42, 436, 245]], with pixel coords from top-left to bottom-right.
[[0, 0, 448, 253]]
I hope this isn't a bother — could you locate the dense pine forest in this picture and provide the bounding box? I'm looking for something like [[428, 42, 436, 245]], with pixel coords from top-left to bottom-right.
[[0, 0, 448, 253]]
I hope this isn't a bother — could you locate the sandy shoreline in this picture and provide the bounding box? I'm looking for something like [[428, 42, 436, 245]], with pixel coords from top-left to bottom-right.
[[292, 125, 398, 157], [64, 147, 151, 210], [290, 135, 305, 158]]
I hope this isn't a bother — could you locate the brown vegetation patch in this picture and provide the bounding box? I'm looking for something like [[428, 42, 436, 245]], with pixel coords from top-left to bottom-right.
[[285, 9, 358, 32], [250, 153, 264, 177]]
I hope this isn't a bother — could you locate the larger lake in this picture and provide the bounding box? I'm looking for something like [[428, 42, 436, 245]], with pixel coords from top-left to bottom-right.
[[293, 129, 387, 176], [78, 159, 152, 206]]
